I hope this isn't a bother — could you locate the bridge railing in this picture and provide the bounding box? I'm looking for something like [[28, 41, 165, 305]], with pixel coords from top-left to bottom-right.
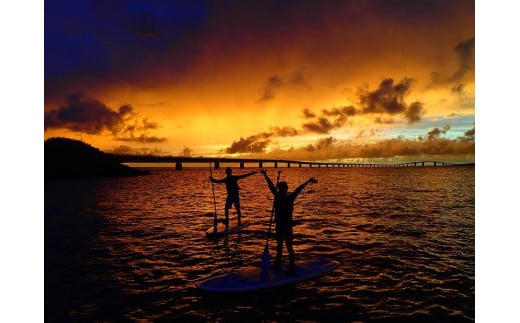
[[117, 155, 471, 170]]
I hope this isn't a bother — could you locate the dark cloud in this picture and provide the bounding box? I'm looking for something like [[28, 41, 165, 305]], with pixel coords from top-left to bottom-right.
[[44, 92, 133, 134], [430, 37, 475, 86], [405, 102, 425, 124], [464, 127, 474, 137], [259, 75, 283, 102], [259, 71, 311, 102], [303, 137, 336, 152], [270, 126, 299, 137], [322, 106, 357, 117], [358, 77, 424, 123], [450, 37, 475, 82], [44, 92, 167, 143], [315, 136, 336, 149], [427, 125, 451, 140], [287, 70, 312, 88], [302, 108, 316, 119], [451, 83, 467, 100], [302, 117, 335, 134], [224, 127, 299, 154], [225, 133, 271, 154], [359, 77, 412, 114], [452, 84, 465, 94], [117, 117, 167, 143], [301, 105, 357, 134], [300, 77, 425, 133]]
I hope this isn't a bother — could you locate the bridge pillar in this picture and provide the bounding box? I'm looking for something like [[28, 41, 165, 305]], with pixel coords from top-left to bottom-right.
[[175, 162, 182, 170], [259, 161, 263, 168], [240, 161, 244, 169], [287, 162, 291, 168], [214, 161, 220, 169], [299, 163, 302, 168], [274, 162, 278, 168]]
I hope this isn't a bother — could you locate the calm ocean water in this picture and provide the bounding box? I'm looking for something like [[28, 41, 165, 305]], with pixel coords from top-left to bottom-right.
[[45, 166, 474, 322]]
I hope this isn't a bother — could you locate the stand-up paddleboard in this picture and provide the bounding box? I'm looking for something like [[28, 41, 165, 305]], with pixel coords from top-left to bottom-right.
[[206, 220, 250, 238], [198, 258, 339, 292]]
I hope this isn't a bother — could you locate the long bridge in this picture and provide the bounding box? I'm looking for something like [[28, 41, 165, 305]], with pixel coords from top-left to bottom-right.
[[118, 155, 472, 170]]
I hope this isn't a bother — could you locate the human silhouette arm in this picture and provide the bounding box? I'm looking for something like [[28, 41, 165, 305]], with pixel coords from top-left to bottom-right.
[[260, 169, 277, 195], [292, 177, 318, 198], [236, 171, 257, 180], [209, 176, 226, 183]]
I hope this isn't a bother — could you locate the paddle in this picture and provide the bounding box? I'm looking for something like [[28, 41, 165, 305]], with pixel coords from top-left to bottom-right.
[[209, 163, 218, 232], [260, 170, 281, 272]]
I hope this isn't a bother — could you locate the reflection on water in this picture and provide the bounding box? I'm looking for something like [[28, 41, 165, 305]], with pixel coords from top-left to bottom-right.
[[45, 166, 475, 321]]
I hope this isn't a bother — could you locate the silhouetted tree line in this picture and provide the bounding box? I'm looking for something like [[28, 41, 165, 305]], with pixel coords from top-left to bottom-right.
[[45, 137, 149, 178]]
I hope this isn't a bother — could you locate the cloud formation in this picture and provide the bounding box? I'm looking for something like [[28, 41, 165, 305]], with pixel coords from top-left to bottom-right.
[[259, 71, 311, 102], [426, 125, 451, 140], [245, 127, 475, 162], [225, 75, 430, 153], [44, 1, 474, 162], [431, 37, 475, 86], [44, 92, 167, 143], [225, 133, 271, 154], [359, 78, 425, 123], [44, 92, 133, 135], [301, 106, 356, 133]]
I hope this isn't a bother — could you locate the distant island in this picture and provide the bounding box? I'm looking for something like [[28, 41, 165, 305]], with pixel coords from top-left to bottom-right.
[[45, 137, 150, 178]]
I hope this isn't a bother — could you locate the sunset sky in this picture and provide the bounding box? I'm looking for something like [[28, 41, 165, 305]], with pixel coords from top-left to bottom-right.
[[44, 0, 475, 163], [5, 2, 520, 319]]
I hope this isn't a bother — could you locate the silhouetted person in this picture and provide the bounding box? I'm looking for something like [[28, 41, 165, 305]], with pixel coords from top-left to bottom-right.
[[210, 167, 257, 228], [260, 168, 317, 274]]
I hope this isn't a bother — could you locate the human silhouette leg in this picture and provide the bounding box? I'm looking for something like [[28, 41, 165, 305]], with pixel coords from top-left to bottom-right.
[[285, 236, 295, 274], [271, 236, 283, 269], [236, 208, 242, 226], [235, 197, 242, 226], [223, 197, 232, 229], [224, 208, 229, 229]]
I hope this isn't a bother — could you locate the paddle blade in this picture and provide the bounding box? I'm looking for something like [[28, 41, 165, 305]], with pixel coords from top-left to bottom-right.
[[260, 246, 270, 271]]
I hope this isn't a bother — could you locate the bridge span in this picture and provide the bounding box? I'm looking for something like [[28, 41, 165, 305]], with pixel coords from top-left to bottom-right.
[[118, 155, 467, 170]]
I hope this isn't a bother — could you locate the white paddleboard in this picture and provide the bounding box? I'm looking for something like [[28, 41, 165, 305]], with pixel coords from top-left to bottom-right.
[[198, 258, 339, 292], [206, 220, 250, 238]]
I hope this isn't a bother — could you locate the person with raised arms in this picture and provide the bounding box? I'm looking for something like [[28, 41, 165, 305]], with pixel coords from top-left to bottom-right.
[[210, 167, 257, 229], [259, 168, 317, 274]]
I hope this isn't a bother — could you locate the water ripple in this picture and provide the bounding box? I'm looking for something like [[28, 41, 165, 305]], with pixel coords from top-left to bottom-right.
[[45, 166, 475, 321]]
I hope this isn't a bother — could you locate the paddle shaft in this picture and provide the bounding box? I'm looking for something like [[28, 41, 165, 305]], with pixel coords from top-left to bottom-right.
[[264, 170, 281, 249], [209, 163, 218, 229]]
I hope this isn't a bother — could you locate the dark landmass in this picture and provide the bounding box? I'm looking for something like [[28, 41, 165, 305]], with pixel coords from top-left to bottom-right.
[[45, 137, 150, 178]]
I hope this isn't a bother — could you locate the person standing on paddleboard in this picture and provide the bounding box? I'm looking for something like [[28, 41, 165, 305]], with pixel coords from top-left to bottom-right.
[[210, 167, 257, 228], [260, 168, 317, 274]]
